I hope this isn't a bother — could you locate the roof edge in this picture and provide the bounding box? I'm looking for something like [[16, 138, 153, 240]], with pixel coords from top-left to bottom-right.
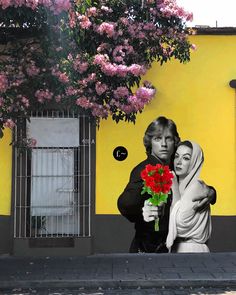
[[193, 27, 236, 35]]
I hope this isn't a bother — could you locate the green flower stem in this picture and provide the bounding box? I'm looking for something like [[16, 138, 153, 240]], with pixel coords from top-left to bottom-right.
[[154, 217, 159, 232]]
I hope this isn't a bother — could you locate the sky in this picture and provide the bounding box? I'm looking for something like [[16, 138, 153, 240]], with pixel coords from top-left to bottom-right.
[[177, 0, 236, 28]]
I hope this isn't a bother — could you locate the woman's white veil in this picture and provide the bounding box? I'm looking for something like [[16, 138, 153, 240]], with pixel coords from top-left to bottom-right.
[[179, 141, 204, 195]]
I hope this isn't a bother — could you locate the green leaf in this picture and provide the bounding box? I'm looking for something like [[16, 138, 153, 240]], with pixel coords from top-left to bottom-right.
[[141, 186, 148, 195], [147, 192, 169, 206], [158, 193, 168, 204]]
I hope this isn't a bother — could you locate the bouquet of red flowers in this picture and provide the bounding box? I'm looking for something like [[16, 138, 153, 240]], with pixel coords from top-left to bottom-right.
[[141, 164, 174, 231]]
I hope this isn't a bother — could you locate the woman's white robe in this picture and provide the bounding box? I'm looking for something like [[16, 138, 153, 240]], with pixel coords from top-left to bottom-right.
[[166, 141, 212, 253], [166, 181, 211, 252]]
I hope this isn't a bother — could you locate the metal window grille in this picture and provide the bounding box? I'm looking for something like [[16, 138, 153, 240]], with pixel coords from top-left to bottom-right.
[[13, 110, 94, 238]]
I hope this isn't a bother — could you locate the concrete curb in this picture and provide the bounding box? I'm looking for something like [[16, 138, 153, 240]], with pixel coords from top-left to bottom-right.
[[1, 279, 236, 290]]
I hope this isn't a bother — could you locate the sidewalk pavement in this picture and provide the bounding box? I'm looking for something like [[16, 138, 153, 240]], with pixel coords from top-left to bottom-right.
[[0, 253, 236, 290]]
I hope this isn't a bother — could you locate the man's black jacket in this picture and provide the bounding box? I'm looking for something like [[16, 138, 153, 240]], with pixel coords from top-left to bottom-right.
[[117, 155, 171, 253]]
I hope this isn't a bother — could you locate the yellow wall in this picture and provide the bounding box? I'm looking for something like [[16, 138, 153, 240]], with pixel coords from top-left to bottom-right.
[[0, 129, 12, 215], [96, 34, 236, 216]]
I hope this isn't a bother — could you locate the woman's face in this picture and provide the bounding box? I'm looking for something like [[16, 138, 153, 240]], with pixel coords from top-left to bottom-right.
[[174, 145, 192, 178]]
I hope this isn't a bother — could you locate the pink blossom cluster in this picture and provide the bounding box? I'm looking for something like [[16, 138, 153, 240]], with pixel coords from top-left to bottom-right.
[[3, 119, 15, 129], [72, 55, 89, 74], [87, 7, 97, 17], [50, 0, 71, 15], [109, 84, 156, 114], [100, 5, 113, 13], [18, 95, 30, 108], [70, 82, 151, 118], [77, 72, 97, 89], [93, 54, 109, 65], [113, 86, 130, 99], [26, 62, 40, 77], [157, 0, 193, 21], [104, 63, 146, 77], [95, 82, 108, 96], [51, 68, 69, 84], [71, 79, 155, 118], [0, 0, 71, 14], [125, 86, 156, 112], [136, 86, 156, 103], [69, 10, 76, 28], [0, 96, 4, 107], [72, 5, 113, 31], [35, 89, 53, 103], [0, 73, 8, 93], [13, 137, 37, 148], [78, 15, 92, 29], [4, 65, 25, 88], [112, 45, 134, 63], [75, 96, 109, 119], [97, 22, 116, 38], [58, 72, 69, 84], [65, 86, 78, 96], [27, 137, 37, 148], [76, 96, 93, 109], [93, 54, 147, 77], [91, 103, 109, 119], [127, 22, 157, 39]]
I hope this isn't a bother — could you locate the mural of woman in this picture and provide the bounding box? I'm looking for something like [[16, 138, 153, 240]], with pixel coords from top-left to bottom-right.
[[166, 140, 212, 253]]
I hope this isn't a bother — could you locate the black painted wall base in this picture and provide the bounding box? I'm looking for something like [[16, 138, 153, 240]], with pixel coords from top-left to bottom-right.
[[208, 216, 236, 252], [0, 215, 11, 255], [1, 215, 235, 255], [93, 215, 236, 253], [13, 238, 92, 256]]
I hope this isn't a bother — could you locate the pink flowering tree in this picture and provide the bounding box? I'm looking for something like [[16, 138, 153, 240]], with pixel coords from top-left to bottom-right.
[[0, 0, 194, 138]]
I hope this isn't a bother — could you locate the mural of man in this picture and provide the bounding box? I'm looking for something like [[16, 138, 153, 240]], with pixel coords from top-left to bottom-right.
[[117, 116, 216, 253]]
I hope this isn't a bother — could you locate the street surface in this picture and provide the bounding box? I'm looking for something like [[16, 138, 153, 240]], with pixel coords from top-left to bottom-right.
[[1, 254, 236, 294], [1, 287, 236, 295]]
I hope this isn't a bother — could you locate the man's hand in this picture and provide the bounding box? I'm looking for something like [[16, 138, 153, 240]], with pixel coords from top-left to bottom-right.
[[142, 200, 164, 222], [192, 187, 216, 212]]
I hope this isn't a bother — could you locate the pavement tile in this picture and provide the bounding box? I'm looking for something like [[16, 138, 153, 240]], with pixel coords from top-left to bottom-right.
[[143, 267, 162, 273], [203, 265, 222, 272], [97, 267, 113, 274], [162, 291, 177, 295], [202, 262, 221, 268], [153, 262, 174, 268], [215, 263, 236, 268], [146, 273, 180, 279], [222, 268, 236, 273], [178, 272, 214, 279], [160, 268, 192, 273], [113, 273, 146, 280], [112, 266, 129, 271], [94, 275, 113, 279], [212, 273, 236, 279], [191, 267, 225, 273]]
